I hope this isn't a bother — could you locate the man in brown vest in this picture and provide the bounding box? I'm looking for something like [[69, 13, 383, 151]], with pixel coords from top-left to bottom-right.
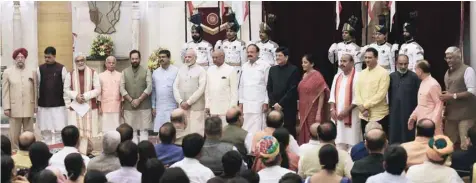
[[440, 46, 476, 150], [120, 50, 152, 143]]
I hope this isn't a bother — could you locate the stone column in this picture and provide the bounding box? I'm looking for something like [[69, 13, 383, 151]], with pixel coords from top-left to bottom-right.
[[131, 1, 140, 50], [471, 2, 476, 69], [13, 1, 22, 49]]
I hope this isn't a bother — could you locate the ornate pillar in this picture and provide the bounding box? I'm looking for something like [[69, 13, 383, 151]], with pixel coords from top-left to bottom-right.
[[471, 2, 476, 69], [13, 1, 23, 49], [131, 1, 140, 50]]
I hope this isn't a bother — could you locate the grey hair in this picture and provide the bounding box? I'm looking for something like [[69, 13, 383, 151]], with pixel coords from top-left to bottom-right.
[[445, 46, 462, 60], [102, 131, 121, 154], [105, 56, 117, 62], [204, 116, 222, 136]]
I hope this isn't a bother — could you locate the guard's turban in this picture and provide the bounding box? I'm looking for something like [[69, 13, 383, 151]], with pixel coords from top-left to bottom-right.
[[12, 48, 28, 60], [426, 135, 454, 162], [254, 136, 280, 163]]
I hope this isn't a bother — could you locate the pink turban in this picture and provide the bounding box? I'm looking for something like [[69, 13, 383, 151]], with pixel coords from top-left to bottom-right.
[[12, 48, 28, 60]]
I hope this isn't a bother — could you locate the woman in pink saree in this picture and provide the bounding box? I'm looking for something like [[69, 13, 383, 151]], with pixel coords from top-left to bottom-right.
[[298, 54, 330, 145]]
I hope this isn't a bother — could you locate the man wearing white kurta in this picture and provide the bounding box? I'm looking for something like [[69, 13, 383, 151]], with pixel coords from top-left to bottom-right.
[[205, 49, 238, 125], [152, 49, 179, 131], [64, 55, 101, 139], [173, 49, 207, 135], [239, 45, 270, 134], [36, 46, 68, 145], [98, 56, 123, 132], [329, 54, 362, 151]]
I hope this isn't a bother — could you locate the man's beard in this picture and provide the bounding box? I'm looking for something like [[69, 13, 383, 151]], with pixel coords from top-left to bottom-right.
[[16, 62, 24, 68], [131, 63, 140, 68], [403, 35, 412, 42], [77, 66, 86, 71], [192, 35, 201, 42], [397, 68, 408, 74]]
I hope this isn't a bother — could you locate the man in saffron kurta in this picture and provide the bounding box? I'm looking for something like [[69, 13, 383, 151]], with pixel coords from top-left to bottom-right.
[[173, 49, 207, 135], [329, 54, 362, 151], [152, 49, 178, 131], [355, 48, 390, 136], [64, 55, 101, 139], [36, 47, 68, 145], [120, 50, 153, 142], [98, 56, 123, 132], [409, 60, 443, 135]]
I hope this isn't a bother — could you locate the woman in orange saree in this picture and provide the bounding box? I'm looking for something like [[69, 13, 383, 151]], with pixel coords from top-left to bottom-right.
[[298, 54, 330, 145]]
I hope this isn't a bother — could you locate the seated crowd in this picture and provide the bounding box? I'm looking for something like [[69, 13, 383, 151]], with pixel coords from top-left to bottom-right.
[[1, 107, 476, 183]]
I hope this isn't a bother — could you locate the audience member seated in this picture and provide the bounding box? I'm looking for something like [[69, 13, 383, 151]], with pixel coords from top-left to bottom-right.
[[155, 122, 184, 166], [200, 116, 245, 175], [171, 133, 215, 182], [116, 123, 134, 142], [208, 151, 244, 182], [401, 118, 435, 167], [137, 141, 157, 173], [240, 170, 260, 183], [28, 141, 52, 182], [170, 108, 188, 146], [221, 107, 248, 157], [298, 122, 352, 178], [106, 140, 142, 182], [298, 123, 320, 157], [45, 166, 68, 183], [304, 144, 350, 183], [160, 167, 190, 183], [87, 131, 121, 174], [366, 145, 412, 183], [280, 173, 303, 183], [253, 128, 299, 172], [1, 135, 12, 155], [350, 122, 382, 161], [451, 125, 476, 177], [226, 177, 250, 183], [49, 125, 90, 175], [1, 154, 15, 183], [245, 110, 299, 155], [64, 153, 86, 183], [350, 128, 387, 183], [12, 131, 35, 169], [142, 158, 166, 183], [255, 136, 296, 183], [84, 170, 108, 183], [406, 135, 464, 183], [36, 169, 60, 183]]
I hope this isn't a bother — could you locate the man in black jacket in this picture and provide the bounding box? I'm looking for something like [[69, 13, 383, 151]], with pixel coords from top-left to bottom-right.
[[267, 46, 300, 137], [351, 128, 387, 183]]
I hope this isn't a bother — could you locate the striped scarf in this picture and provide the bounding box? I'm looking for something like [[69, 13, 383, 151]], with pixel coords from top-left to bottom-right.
[[335, 68, 355, 127]]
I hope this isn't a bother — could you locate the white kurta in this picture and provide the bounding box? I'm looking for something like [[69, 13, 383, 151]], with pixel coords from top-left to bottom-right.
[[152, 65, 179, 131], [173, 64, 207, 135], [36, 67, 68, 131], [205, 63, 238, 118], [239, 59, 270, 133], [329, 71, 362, 146]]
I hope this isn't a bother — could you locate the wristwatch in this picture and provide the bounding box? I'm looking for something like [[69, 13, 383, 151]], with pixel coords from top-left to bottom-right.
[[453, 93, 457, 99]]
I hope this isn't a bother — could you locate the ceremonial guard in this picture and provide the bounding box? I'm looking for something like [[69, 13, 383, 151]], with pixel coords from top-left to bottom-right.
[[247, 14, 279, 66], [329, 16, 362, 72], [397, 12, 424, 72], [181, 23, 213, 70], [361, 15, 395, 73], [215, 13, 247, 74]]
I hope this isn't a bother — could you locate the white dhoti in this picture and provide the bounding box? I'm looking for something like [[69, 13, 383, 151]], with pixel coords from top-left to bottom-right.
[[124, 109, 152, 143], [37, 106, 68, 145], [68, 109, 99, 138], [100, 112, 122, 133], [186, 110, 206, 136], [243, 113, 265, 134]]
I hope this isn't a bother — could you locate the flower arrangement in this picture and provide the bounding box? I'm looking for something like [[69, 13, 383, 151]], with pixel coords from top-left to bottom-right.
[[147, 47, 174, 71], [89, 34, 114, 59]]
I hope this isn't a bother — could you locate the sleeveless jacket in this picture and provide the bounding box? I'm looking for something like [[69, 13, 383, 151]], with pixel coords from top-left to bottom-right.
[[444, 64, 476, 120], [38, 63, 65, 107], [199, 139, 234, 175]]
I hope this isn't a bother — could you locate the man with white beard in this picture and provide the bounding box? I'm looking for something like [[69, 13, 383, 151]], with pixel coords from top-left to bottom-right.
[[173, 49, 207, 135], [181, 24, 213, 70], [239, 44, 271, 133], [64, 54, 101, 139]]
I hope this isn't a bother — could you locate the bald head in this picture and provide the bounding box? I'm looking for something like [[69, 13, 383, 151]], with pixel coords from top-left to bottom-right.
[[266, 110, 284, 128], [212, 49, 225, 66], [416, 118, 435, 137], [18, 131, 35, 151], [309, 123, 320, 140], [365, 129, 387, 153], [365, 121, 383, 133], [103, 131, 121, 154], [225, 107, 241, 125]]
